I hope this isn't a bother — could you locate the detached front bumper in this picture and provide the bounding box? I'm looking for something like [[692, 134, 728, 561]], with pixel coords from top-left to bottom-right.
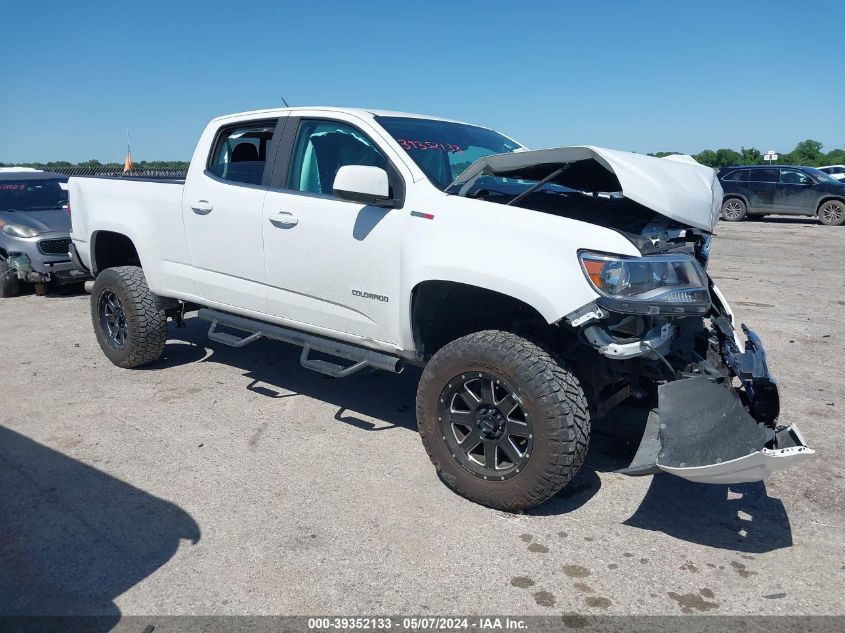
[[620, 323, 814, 485]]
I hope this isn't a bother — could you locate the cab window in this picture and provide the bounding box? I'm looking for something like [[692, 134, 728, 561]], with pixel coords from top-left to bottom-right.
[[723, 170, 749, 182], [288, 120, 390, 196], [779, 169, 814, 185], [748, 169, 777, 182], [207, 121, 277, 185]]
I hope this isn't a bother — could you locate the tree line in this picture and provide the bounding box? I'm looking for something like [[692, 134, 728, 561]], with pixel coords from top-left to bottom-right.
[[3, 138, 843, 172], [651, 139, 844, 169]]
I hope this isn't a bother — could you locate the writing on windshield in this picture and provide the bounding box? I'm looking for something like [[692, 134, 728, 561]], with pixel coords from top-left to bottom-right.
[[397, 140, 464, 153], [0, 179, 67, 211]]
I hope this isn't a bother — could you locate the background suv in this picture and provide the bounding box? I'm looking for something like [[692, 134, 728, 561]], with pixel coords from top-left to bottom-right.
[[717, 165, 845, 225], [0, 171, 89, 297], [818, 165, 845, 181]]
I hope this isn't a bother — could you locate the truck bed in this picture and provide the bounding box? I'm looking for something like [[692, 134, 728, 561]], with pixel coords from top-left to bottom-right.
[[68, 175, 191, 298]]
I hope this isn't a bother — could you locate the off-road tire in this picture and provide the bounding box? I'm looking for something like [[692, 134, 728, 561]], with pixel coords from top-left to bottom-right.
[[818, 199, 845, 226], [721, 198, 747, 221], [0, 258, 20, 298], [90, 266, 166, 368], [416, 330, 590, 511]]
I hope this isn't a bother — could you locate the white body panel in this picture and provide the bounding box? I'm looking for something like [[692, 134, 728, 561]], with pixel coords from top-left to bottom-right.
[[68, 177, 197, 299], [68, 107, 693, 356]]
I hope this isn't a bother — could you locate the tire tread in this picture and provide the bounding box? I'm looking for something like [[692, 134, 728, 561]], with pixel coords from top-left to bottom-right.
[[417, 330, 590, 511], [90, 266, 166, 368]]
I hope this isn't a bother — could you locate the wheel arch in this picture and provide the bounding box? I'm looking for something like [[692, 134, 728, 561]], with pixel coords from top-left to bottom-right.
[[410, 280, 552, 360], [816, 195, 845, 212], [90, 230, 141, 275]]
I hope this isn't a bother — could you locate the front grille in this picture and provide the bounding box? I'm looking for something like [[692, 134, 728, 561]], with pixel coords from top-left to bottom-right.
[[38, 238, 72, 255]]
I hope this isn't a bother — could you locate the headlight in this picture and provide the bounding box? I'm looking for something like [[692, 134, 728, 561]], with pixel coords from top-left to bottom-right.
[[579, 251, 711, 315], [2, 223, 40, 238]]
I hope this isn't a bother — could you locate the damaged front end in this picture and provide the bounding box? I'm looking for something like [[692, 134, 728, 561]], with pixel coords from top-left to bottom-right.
[[566, 275, 814, 485], [454, 144, 814, 485]]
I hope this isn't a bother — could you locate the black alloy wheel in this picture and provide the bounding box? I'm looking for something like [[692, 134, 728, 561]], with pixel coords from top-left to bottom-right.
[[438, 372, 533, 481], [98, 289, 128, 349]]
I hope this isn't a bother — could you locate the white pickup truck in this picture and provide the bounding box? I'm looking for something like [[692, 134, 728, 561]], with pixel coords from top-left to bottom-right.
[[69, 106, 813, 510]]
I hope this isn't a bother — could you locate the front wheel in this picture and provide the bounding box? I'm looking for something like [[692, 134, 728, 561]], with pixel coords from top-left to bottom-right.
[[721, 198, 747, 221], [416, 330, 590, 511], [818, 199, 845, 226], [90, 266, 166, 368]]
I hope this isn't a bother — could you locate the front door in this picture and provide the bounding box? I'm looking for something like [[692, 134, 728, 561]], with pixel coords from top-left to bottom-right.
[[261, 118, 406, 344], [776, 168, 817, 215], [182, 118, 282, 313]]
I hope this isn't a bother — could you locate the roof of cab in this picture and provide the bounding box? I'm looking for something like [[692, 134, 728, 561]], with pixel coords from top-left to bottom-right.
[[210, 106, 471, 126]]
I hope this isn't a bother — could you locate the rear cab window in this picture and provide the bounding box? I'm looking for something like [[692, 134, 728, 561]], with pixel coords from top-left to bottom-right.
[[207, 121, 278, 185]]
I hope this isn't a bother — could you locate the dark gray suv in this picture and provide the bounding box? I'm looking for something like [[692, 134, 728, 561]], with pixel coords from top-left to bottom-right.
[[717, 165, 845, 225], [0, 171, 89, 297]]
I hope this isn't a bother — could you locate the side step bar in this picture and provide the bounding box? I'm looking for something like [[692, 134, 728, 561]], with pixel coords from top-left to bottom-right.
[[198, 308, 404, 378]]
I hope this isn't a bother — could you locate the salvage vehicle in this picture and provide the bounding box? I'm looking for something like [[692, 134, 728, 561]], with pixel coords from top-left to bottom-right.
[[1, 171, 90, 297], [68, 107, 814, 510], [718, 165, 845, 225]]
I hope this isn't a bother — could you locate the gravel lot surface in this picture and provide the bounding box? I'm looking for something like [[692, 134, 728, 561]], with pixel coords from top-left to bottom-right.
[[1, 218, 843, 619]]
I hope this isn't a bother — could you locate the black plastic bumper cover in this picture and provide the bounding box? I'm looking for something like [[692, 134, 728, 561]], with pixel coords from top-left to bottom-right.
[[619, 325, 814, 483]]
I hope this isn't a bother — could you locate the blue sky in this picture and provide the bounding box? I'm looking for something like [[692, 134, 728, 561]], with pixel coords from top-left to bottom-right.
[[2, 0, 843, 163]]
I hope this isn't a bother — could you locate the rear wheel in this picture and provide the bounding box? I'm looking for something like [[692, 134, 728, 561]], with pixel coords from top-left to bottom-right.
[[721, 198, 747, 221], [818, 199, 845, 226], [0, 258, 20, 298], [90, 266, 166, 368], [416, 330, 590, 511]]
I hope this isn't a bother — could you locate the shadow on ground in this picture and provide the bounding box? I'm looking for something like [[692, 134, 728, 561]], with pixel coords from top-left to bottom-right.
[[0, 426, 200, 625], [157, 316, 793, 547], [624, 476, 792, 553], [152, 315, 421, 432]]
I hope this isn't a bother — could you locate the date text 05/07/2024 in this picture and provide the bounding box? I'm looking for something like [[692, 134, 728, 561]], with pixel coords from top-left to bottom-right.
[[307, 617, 528, 631]]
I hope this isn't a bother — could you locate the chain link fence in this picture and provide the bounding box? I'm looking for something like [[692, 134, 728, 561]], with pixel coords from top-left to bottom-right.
[[46, 166, 188, 179]]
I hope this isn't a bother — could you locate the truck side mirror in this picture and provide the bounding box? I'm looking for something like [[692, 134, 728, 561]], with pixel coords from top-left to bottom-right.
[[333, 165, 394, 207]]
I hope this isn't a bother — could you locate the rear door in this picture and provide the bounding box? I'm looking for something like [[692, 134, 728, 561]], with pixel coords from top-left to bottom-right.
[[775, 168, 817, 215], [746, 168, 777, 214], [182, 117, 286, 313]]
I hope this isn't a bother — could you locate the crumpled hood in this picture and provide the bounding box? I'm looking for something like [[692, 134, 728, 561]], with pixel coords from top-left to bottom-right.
[[0, 208, 70, 234], [452, 146, 723, 232]]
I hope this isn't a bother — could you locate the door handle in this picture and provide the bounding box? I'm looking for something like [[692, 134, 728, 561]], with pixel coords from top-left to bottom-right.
[[268, 211, 299, 227], [190, 200, 213, 214]]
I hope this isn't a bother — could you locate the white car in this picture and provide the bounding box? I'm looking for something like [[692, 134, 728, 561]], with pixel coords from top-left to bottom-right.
[[818, 164, 845, 181], [67, 107, 813, 510]]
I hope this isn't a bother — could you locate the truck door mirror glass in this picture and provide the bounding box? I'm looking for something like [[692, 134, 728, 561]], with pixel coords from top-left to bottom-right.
[[333, 165, 393, 206]]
